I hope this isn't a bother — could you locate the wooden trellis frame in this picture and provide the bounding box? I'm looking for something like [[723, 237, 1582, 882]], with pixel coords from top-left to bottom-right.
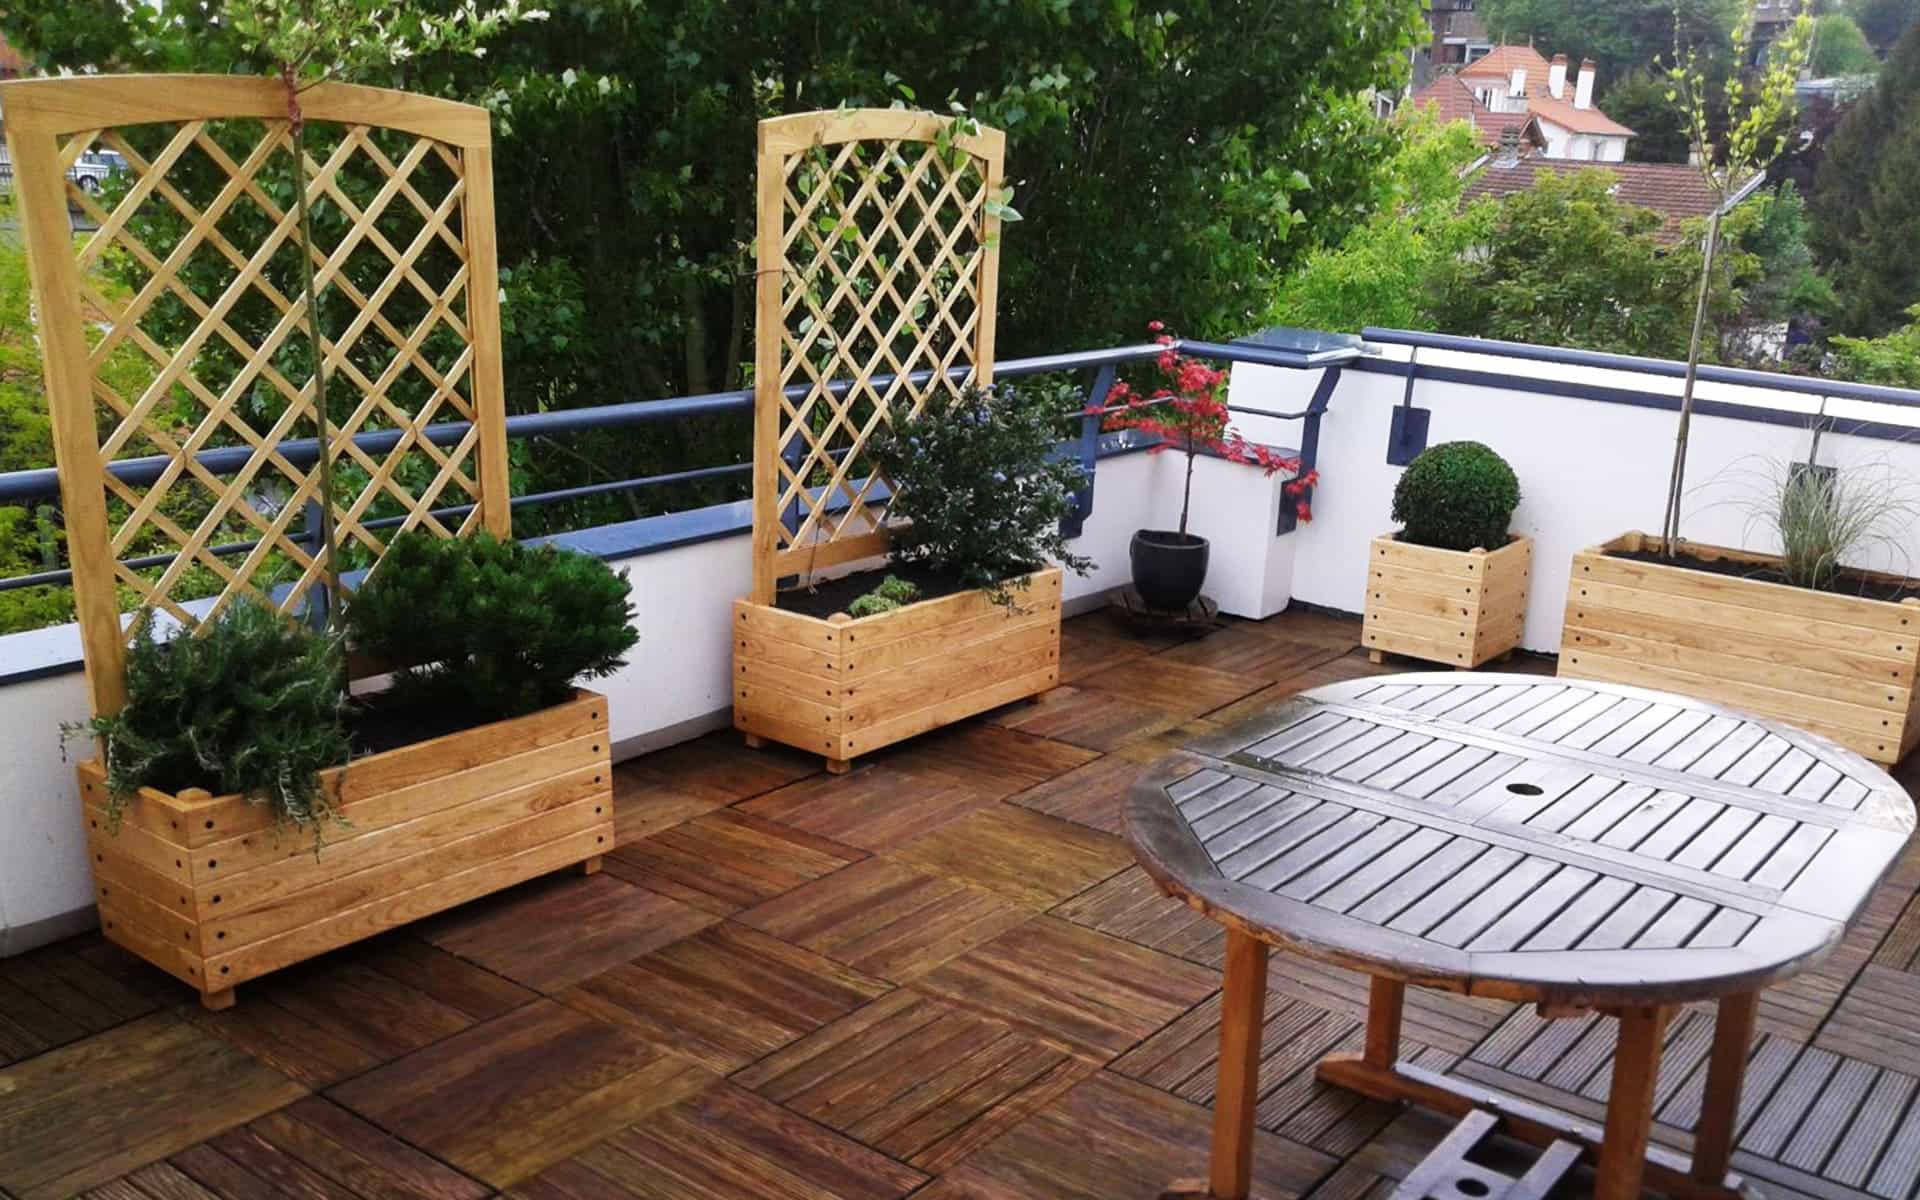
[[750, 109, 1005, 603], [3, 75, 510, 718]]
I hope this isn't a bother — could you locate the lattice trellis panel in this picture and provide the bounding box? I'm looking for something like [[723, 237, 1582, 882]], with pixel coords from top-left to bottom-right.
[[2, 76, 509, 715], [751, 110, 1005, 602]]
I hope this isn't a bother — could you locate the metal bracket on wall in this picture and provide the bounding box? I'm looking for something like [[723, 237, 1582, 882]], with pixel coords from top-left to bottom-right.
[[1276, 366, 1339, 535], [1387, 348, 1430, 466]]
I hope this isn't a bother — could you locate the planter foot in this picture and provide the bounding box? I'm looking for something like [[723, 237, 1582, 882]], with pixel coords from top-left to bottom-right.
[[826, 757, 853, 775], [579, 855, 603, 876], [199, 987, 235, 1012], [743, 734, 766, 750], [1367, 649, 1385, 665]]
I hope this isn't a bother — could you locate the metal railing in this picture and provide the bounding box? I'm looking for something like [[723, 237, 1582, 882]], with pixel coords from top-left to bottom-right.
[[0, 337, 1344, 596]]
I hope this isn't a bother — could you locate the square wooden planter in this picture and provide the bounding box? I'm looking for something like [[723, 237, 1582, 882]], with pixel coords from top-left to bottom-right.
[[1561, 532, 1920, 765], [78, 689, 615, 1009], [733, 566, 1062, 771], [1363, 534, 1532, 669]]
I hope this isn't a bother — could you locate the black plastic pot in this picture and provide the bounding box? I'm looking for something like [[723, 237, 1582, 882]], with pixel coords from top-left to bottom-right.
[[1130, 530, 1210, 611]]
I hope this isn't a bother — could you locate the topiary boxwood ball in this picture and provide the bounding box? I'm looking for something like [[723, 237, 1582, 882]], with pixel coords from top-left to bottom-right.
[[1391, 441, 1520, 552]]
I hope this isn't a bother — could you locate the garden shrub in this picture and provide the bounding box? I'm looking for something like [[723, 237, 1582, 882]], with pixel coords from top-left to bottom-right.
[[77, 600, 350, 836], [1391, 441, 1520, 552], [345, 532, 637, 720], [867, 383, 1092, 604], [847, 575, 921, 618]]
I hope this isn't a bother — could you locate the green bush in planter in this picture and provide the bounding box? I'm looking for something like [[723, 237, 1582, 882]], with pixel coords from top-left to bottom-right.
[[76, 601, 350, 836], [345, 532, 638, 721], [1391, 441, 1520, 552]]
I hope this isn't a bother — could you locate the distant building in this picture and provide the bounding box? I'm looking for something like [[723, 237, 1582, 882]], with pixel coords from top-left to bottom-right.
[[1412, 0, 1494, 89], [1462, 158, 1766, 242]]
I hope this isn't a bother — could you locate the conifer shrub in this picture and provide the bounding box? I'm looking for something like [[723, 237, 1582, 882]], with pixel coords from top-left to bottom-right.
[[345, 532, 637, 720], [867, 382, 1092, 605], [1391, 441, 1520, 552], [77, 601, 350, 836]]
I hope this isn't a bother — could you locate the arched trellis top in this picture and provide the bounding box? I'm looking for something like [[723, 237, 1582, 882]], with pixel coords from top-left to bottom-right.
[[2, 74, 508, 717], [750, 108, 1006, 603], [0, 75, 493, 147]]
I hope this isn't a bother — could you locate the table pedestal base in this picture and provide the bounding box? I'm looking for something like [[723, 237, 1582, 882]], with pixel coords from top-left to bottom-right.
[[1315, 1055, 1750, 1200]]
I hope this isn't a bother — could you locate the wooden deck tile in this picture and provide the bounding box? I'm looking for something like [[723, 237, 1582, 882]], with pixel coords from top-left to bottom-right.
[[1052, 865, 1226, 965], [556, 921, 890, 1072], [1261, 954, 1510, 1058], [420, 871, 718, 992], [0, 1013, 305, 1200], [889, 805, 1131, 909], [1161, 627, 1355, 683], [739, 857, 1032, 983], [1075, 655, 1272, 721], [880, 723, 1102, 798], [602, 809, 867, 915], [911, 915, 1220, 1060], [612, 731, 820, 844], [509, 1081, 927, 1199], [1059, 618, 1157, 683], [328, 998, 712, 1188], [0, 934, 177, 1066], [1003, 752, 1142, 835], [988, 683, 1188, 751], [734, 990, 1095, 1173], [1818, 963, 1920, 1069], [916, 1070, 1336, 1199], [189, 935, 535, 1087], [736, 762, 1001, 850], [151, 1095, 490, 1200]]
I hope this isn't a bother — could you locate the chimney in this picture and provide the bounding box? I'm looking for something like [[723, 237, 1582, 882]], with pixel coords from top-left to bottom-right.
[[1548, 54, 1568, 99], [1510, 66, 1527, 99], [1575, 59, 1596, 109], [1496, 124, 1523, 166]]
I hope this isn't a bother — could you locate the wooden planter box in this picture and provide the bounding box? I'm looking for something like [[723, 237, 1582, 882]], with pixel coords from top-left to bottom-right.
[[734, 567, 1062, 771], [1364, 534, 1532, 668], [79, 690, 615, 1009], [1561, 533, 1920, 765]]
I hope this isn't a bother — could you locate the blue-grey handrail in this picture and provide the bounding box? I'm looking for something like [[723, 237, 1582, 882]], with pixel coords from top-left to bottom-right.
[[1361, 328, 1920, 409]]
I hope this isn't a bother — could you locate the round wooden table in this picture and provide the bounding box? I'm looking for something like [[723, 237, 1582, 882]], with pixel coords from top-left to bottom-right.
[[1125, 673, 1915, 1200]]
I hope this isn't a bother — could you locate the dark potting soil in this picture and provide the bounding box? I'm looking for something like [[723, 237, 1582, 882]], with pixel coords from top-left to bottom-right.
[[1612, 547, 1920, 604], [345, 688, 511, 757], [773, 563, 1036, 619]]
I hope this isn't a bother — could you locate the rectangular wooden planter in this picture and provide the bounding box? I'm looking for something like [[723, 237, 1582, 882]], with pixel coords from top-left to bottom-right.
[[733, 566, 1062, 770], [78, 689, 615, 1008], [1561, 532, 1920, 765], [1364, 534, 1532, 668]]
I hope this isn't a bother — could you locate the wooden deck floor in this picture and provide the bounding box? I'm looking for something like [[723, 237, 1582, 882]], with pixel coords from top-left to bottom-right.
[[6, 607, 1920, 1199]]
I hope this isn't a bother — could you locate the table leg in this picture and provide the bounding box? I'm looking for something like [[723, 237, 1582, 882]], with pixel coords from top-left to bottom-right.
[[1691, 991, 1758, 1186], [1164, 928, 1270, 1200], [1365, 976, 1405, 1068], [1595, 1004, 1673, 1200]]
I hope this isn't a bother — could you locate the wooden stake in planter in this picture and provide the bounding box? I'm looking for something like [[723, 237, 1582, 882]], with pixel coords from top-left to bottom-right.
[[735, 109, 1057, 771], [1562, 532, 1920, 765], [4, 75, 610, 1007], [1364, 535, 1531, 669]]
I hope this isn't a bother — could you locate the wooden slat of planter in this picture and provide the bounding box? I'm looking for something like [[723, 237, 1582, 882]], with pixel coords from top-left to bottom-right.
[[91, 858, 198, 946], [97, 898, 203, 990], [203, 796, 609, 953], [204, 825, 607, 988], [1370, 561, 1487, 604], [1373, 540, 1493, 574], [1562, 651, 1900, 760], [201, 764, 608, 920], [844, 622, 1058, 713], [182, 731, 607, 882], [844, 666, 1058, 759], [735, 599, 848, 651], [734, 705, 844, 759], [80, 810, 196, 888], [1580, 542, 1920, 634], [1367, 604, 1479, 646], [89, 842, 192, 914], [736, 655, 845, 704], [1570, 575, 1913, 658], [735, 630, 841, 678], [846, 638, 1058, 727], [735, 677, 841, 731], [1366, 628, 1471, 667], [845, 597, 1058, 675], [75, 767, 204, 847], [847, 570, 1060, 654], [1565, 625, 1912, 714], [1567, 602, 1915, 682]]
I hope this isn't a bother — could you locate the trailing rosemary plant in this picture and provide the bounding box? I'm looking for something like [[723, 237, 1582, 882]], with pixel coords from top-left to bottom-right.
[[71, 601, 352, 846]]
